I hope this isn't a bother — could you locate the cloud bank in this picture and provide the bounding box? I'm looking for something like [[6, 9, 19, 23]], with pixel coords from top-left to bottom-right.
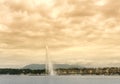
[[0, 0, 120, 67]]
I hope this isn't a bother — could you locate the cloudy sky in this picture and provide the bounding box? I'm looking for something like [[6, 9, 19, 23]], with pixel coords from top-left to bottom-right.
[[0, 0, 120, 68]]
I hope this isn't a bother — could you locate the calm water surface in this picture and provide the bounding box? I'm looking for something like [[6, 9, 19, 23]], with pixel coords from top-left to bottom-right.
[[0, 75, 120, 84]]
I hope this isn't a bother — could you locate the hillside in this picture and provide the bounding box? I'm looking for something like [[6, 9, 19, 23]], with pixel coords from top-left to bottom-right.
[[23, 64, 84, 70]]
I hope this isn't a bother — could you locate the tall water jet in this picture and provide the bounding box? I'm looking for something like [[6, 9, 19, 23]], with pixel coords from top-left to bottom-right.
[[45, 41, 54, 75]]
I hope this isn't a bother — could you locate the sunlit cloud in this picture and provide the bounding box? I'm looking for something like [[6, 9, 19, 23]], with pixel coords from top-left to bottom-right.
[[95, 0, 108, 6], [0, 0, 120, 68]]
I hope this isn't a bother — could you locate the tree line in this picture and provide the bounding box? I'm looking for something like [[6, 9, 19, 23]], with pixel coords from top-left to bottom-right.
[[0, 69, 45, 75], [0, 67, 120, 75], [56, 67, 120, 75]]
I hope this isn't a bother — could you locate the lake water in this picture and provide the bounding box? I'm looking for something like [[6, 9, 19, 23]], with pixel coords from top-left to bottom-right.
[[0, 75, 120, 84]]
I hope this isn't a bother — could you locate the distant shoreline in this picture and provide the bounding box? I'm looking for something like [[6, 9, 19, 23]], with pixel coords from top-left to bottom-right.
[[0, 67, 120, 76]]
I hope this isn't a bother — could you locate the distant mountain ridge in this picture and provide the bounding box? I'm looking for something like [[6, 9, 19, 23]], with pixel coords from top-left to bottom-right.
[[23, 64, 84, 70], [23, 64, 45, 70]]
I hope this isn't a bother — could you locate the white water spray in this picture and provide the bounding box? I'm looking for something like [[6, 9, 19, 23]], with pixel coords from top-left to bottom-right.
[[45, 41, 54, 76]]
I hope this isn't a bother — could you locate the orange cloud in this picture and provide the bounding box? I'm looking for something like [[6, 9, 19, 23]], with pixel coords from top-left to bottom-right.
[[0, 0, 120, 67]]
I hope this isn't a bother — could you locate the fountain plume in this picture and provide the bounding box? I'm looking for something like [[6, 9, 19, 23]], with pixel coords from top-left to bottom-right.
[[45, 41, 54, 75]]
